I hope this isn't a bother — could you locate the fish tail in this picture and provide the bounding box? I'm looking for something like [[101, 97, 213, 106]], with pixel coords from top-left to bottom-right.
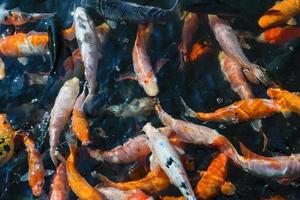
[[180, 96, 197, 118]]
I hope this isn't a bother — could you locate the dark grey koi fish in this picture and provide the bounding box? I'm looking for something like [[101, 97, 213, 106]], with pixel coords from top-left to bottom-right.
[[81, 0, 180, 22]]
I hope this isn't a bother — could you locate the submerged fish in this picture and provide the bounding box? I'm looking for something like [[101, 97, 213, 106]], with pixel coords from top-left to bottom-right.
[[195, 153, 235, 199], [267, 88, 300, 116], [258, 0, 300, 29], [74, 7, 100, 107], [208, 15, 268, 85], [0, 3, 54, 26], [94, 165, 170, 193], [257, 26, 300, 45], [82, 0, 180, 22], [66, 140, 104, 200], [0, 32, 49, 57], [21, 133, 45, 197], [107, 97, 155, 120], [49, 77, 79, 166], [143, 123, 196, 200], [0, 58, 5, 80], [72, 86, 91, 145], [0, 114, 16, 166], [186, 41, 212, 63], [132, 23, 159, 96], [49, 163, 70, 200], [95, 187, 153, 200]]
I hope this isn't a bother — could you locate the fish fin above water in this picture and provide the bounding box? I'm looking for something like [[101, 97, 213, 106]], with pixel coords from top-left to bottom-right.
[[221, 181, 236, 196], [20, 169, 54, 182], [180, 96, 197, 118], [20, 172, 29, 181]]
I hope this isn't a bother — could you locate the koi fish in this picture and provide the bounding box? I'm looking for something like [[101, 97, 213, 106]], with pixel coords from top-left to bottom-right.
[[94, 165, 170, 193], [186, 41, 212, 63], [195, 153, 235, 199], [132, 23, 159, 96], [0, 58, 5, 80], [95, 187, 153, 200], [49, 163, 70, 200], [0, 32, 49, 57], [0, 4, 54, 26], [63, 24, 75, 41], [155, 101, 240, 160], [72, 86, 90, 145], [87, 134, 150, 164], [106, 97, 155, 120], [178, 12, 201, 69], [63, 48, 84, 79], [182, 98, 281, 124], [0, 114, 16, 166], [208, 15, 268, 85], [66, 139, 104, 200], [22, 133, 45, 196], [74, 7, 100, 107], [143, 123, 196, 200], [218, 51, 262, 132], [82, 0, 179, 22], [258, 0, 300, 29], [267, 87, 300, 116], [234, 142, 300, 184], [49, 77, 79, 166], [161, 196, 185, 200], [257, 26, 300, 45]]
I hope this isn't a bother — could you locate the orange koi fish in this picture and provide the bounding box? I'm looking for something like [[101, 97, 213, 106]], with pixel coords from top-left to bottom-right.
[[257, 26, 300, 45], [66, 141, 104, 200], [132, 23, 159, 96], [186, 41, 212, 63], [0, 32, 49, 57], [161, 196, 185, 200], [22, 133, 45, 196], [63, 24, 75, 41], [182, 98, 281, 123], [49, 77, 80, 166], [72, 86, 90, 145], [95, 165, 170, 193], [49, 163, 70, 200], [234, 143, 300, 184], [178, 12, 201, 69], [267, 88, 300, 116], [0, 4, 54, 26], [0, 114, 16, 166], [258, 0, 300, 29], [63, 48, 84, 80], [195, 153, 235, 199], [0, 57, 5, 80], [95, 187, 153, 200]]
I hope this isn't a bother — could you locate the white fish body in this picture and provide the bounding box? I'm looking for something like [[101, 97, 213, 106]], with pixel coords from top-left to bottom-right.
[[143, 123, 196, 200]]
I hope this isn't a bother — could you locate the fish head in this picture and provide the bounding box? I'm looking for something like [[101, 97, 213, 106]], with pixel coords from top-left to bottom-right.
[[141, 77, 159, 97], [65, 77, 80, 88], [31, 179, 44, 196]]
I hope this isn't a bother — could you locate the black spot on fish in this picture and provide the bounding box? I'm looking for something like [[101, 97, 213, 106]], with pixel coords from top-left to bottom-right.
[[166, 157, 174, 168], [78, 21, 86, 29], [180, 182, 187, 190], [83, 33, 93, 43], [3, 144, 10, 153]]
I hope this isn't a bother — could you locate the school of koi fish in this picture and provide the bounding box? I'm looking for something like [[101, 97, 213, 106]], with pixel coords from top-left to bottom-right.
[[1, 0, 300, 199]]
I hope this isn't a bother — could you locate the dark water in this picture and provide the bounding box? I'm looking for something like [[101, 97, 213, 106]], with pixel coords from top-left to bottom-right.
[[0, 0, 300, 199]]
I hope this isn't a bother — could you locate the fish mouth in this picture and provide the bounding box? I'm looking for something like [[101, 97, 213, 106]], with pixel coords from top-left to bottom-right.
[[143, 83, 159, 97]]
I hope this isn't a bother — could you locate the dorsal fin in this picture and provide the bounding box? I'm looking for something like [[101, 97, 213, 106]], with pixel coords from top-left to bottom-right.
[[239, 142, 271, 160]]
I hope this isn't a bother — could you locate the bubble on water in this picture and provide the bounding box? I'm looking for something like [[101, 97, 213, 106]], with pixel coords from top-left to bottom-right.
[[113, 65, 120, 72], [217, 97, 223, 104], [31, 98, 38, 103]]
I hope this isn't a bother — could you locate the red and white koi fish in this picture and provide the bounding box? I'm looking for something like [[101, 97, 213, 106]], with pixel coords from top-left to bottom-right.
[[178, 12, 201, 69], [49, 163, 70, 200], [22, 133, 45, 197], [208, 15, 268, 85], [49, 77, 79, 166], [234, 143, 300, 184], [87, 134, 150, 164], [74, 7, 100, 106], [0, 32, 49, 57], [95, 187, 153, 200], [0, 4, 54, 26], [132, 23, 159, 96], [143, 123, 196, 200]]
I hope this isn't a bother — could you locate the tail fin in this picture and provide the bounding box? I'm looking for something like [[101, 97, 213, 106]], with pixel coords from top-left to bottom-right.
[[180, 97, 197, 118]]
